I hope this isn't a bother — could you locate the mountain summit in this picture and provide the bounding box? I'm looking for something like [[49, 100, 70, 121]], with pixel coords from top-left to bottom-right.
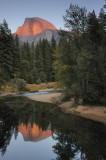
[[13, 17, 57, 36]]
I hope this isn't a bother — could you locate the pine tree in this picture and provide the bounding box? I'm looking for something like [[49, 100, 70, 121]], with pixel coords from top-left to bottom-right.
[[81, 11, 106, 103], [98, 7, 106, 30], [50, 37, 57, 81], [0, 20, 14, 81], [30, 42, 36, 69], [42, 39, 52, 81], [63, 3, 87, 33], [14, 35, 20, 73], [35, 41, 45, 82], [55, 4, 106, 104]]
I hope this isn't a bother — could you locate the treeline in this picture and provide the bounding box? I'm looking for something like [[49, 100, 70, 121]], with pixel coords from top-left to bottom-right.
[[55, 4, 106, 104], [0, 20, 56, 88]]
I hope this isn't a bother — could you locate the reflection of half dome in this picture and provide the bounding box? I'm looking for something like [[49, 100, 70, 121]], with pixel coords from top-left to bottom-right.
[[18, 123, 52, 142]]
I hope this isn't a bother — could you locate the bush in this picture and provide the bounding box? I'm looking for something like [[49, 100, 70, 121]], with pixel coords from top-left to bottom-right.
[[39, 71, 47, 82], [26, 74, 34, 84], [47, 84, 54, 89], [27, 85, 39, 92], [16, 78, 27, 91], [36, 79, 41, 85]]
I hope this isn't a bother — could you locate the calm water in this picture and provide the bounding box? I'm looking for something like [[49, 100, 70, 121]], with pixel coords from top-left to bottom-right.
[[0, 96, 106, 160], [15, 91, 54, 96]]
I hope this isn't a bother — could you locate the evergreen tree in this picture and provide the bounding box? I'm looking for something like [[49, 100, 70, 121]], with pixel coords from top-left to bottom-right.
[[35, 41, 44, 73], [31, 66, 38, 83], [55, 4, 106, 104], [98, 7, 106, 30], [0, 20, 16, 81], [12, 35, 20, 76], [42, 39, 52, 81], [14, 35, 20, 73], [30, 42, 36, 69], [63, 3, 87, 33], [83, 11, 106, 103], [50, 37, 57, 81], [35, 41, 45, 82]]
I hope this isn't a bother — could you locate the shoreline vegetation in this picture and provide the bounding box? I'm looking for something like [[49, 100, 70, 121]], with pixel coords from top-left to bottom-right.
[[26, 91, 106, 125], [0, 84, 106, 125]]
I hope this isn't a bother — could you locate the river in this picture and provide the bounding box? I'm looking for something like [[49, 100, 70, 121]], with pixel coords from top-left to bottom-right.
[[0, 96, 106, 160]]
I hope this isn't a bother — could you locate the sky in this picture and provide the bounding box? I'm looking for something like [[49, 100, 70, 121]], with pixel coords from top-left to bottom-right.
[[0, 0, 105, 33]]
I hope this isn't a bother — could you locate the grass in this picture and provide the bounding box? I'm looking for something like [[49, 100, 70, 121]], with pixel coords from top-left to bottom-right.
[[1, 82, 57, 94], [26, 84, 40, 92], [1, 85, 18, 93], [27, 82, 57, 92]]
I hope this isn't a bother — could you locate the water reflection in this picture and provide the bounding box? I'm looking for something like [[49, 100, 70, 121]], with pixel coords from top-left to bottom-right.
[[18, 123, 52, 142], [0, 96, 106, 160]]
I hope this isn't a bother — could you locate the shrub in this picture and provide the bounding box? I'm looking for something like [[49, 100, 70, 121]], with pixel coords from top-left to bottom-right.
[[36, 79, 41, 85], [16, 78, 27, 91]]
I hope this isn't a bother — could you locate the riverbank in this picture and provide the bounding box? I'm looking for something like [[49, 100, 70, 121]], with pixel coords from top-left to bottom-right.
[[0, 91, 106, 125], [26, 92, 106, 125]]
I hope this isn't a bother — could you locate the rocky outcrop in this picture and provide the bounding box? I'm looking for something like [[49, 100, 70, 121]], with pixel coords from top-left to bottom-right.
[[13, 17, 60, 44], [18, 29, 60, 45], [13, 17, 57, 36]]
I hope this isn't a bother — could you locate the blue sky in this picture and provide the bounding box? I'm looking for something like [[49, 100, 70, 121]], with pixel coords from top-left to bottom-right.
[[0, 0, 105, 33]]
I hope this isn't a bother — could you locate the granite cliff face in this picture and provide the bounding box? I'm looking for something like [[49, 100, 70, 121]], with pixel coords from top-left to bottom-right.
[[13, 17, 57, 36], [18, 29, 59, 45], [13, 17, 60, 44]]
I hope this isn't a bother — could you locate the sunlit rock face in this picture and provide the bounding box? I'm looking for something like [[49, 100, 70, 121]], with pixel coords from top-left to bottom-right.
[[18, 123, 52, 142], [13, 17, 57, 36]]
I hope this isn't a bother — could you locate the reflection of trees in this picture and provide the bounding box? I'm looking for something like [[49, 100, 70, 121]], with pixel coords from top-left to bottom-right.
[[0, 101, 19, 156], [0, 96, 106, 159], [52, 115, 106, 160], [0, 96, 54, 156], [52, 132, 79, 160]]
